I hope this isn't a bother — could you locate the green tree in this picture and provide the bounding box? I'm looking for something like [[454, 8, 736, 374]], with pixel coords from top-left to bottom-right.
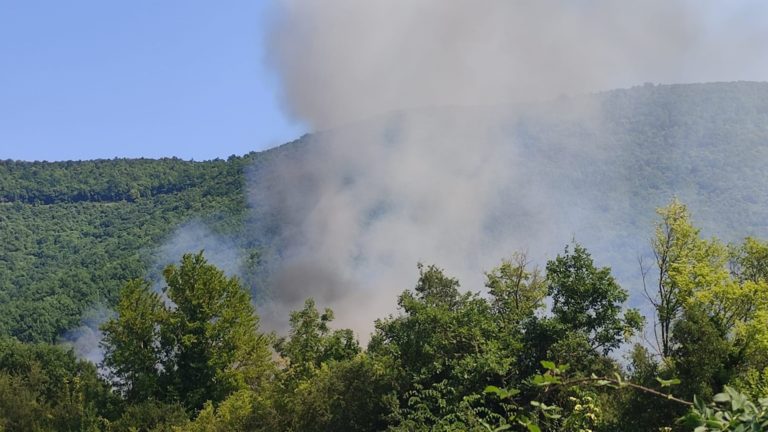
[[161, 253, 273, 410], [0, 337, 111, 431], [485, 252, 546, 332], [648, 199, 728, 359], [101, 252, 273, 412], [671, 306, 731, 400], [180, 389, 273, 432], [546, 243, 643, 355], [101, 279, 164, 402], [369, 264, 514, 429], [274, 298, 360, 381], [274, 354, 398, 432]]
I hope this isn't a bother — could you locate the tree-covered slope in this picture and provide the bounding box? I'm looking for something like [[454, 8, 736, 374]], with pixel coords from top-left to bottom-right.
[[0, 153, 271, 342], [4, 81, 768, 344]]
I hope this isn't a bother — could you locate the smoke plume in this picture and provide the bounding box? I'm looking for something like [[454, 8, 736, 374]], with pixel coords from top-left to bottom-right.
[[59, 305, 113, 366], [256, 1, 768, 338], [156, 221, 243, 279], [268, 0, 768, 131]]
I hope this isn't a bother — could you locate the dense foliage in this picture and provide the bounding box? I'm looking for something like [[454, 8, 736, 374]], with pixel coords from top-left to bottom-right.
[[0, 143, 301, 343], [1, 201, 766, 431], [4, 82, 768, 430], [5, 82, 768, 346]]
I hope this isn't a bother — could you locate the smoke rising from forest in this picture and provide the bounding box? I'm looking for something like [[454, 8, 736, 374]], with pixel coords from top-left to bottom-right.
[[255, 0, 768, 337], [62, 223, 244, 364]]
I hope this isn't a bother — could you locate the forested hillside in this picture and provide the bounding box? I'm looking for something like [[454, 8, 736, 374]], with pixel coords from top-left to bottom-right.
[[4, 82, 768, 345], [0, 151, 273, 342], [3, 81, 768, 430]]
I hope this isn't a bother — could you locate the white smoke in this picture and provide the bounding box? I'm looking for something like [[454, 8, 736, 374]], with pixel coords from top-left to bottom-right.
[[156, 221, 243, 279], [59, 305, 114, 366], [256, 0, 768, 338], [268, 0, 768, 131]]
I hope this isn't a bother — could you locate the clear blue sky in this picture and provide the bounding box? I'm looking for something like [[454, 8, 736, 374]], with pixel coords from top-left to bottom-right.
[[0, 1, 304, 161]]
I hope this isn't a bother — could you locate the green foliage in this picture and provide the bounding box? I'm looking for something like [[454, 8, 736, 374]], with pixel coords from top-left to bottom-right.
[[162, 253, 273, 410], [642, 199, 768, 409], [546, 243, 643, 354], [681, 387, 768, 431], [0, 337, 112, 431], [101, 279, 164, 402], [730, 367, 768, 401], [268, 300, 392, 432], [485, 253, 547, 332], [368, 263, 531, 430], [370, 264, 512, 397], [108, 400, 189, 432], [101, 252, 273, 412], [180, 389, 272, 432], [274, 355, 398, 432], [0, 154, 258, 343], [275, 298, 361, 381], [390, 381, 526, 432], [671, 306, 732, 400]]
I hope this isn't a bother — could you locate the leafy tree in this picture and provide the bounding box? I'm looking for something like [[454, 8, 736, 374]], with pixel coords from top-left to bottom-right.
[[101, 252, 273, 412], [485, 252, 546, 332], [671, 306, 732, 400], [369, 264, 518, 430], [648, 199, 730, 359], [101, 279, 164, 402], [180, 389, 273, 432], [546, 243, 643, 355], [644, 201, 768, 396], [0, 337, 111, 431], [731, 237, 768, 284], [274, 298, 360, 381], [269, 300, 387, 432], [108, 400, 189, 432], [370, 264, 509, 391], [161, 253, 273, 410], [274, 355, 398, 432]]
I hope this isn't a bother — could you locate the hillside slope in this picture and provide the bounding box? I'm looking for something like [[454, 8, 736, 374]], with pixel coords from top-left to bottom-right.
[[0, 152, 276, 342], [3, 81, 768, 343]]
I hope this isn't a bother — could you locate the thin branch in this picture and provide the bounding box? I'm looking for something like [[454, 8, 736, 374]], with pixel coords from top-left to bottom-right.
[[561, 376, 693, 406]]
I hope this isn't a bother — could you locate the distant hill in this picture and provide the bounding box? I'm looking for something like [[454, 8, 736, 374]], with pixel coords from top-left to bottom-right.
[[0, 151, 274, 342], [3, 81, 768, 343]]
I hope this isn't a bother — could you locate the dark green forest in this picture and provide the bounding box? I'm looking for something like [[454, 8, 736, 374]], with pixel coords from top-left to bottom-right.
[[3, 82, 768, 430], [0, 146, 293, 343]]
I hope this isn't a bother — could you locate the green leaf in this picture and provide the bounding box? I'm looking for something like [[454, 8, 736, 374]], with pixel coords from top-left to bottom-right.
[[656, 377, 681, 388], [712, 392, 731, 403], [485, 385, 502, 395]]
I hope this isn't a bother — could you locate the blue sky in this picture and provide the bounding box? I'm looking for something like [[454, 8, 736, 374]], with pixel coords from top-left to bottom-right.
[[0, 1, 304, 161], [2, 2, 766, 162]]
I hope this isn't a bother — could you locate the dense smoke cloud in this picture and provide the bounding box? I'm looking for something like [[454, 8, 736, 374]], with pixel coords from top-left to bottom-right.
[[257, 1, 768, 337], [268, 0, 768, 130]]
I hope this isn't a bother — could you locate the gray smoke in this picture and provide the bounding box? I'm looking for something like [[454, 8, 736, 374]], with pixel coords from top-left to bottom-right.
[[59, 305, 114, 366], [66, 222, 243, 363], [268, 0, 768, 131], [151, 221, 247, 309], [156, 221, 243, 279], [257, 1, 768, 338]]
